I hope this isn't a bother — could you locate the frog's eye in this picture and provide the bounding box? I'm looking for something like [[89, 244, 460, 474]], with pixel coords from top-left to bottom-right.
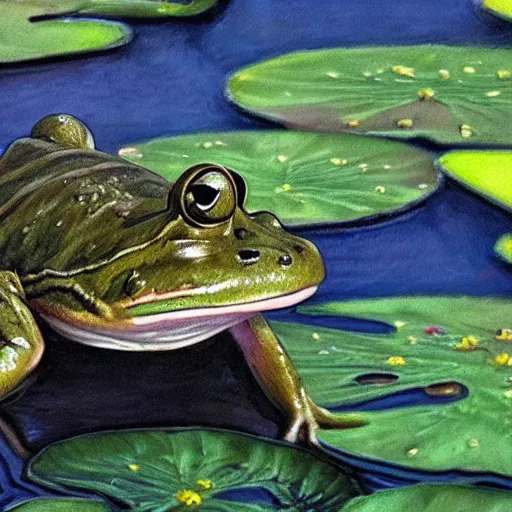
[[182, 166, 237, 226]]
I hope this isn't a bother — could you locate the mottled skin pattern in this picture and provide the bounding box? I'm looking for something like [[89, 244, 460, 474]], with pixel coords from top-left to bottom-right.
[[0, 115, 366, 442]]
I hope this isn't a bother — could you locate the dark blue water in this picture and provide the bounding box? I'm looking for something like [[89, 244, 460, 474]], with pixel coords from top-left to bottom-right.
[[0, 0, 512, 507]]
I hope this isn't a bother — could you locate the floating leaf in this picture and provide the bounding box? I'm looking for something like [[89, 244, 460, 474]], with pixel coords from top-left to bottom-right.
[[437, 151, 512, 210], [495, 233, 512, 263], [28, 429, 357, 511], [227, 45, 512, 145], [0, 1, 131, 64], [77, 0, 218, 18], [9, 499, 110, 511], [120, 130, 437, 226], [482, 0, 512, 22], [270, 296, 512, 476], [342, 484, 512, 512]]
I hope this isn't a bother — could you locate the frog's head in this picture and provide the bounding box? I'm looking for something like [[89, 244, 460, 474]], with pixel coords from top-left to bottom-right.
[[34, 163, 325, 350]]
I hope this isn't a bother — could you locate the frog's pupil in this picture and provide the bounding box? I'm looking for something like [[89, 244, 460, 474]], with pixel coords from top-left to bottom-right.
[[190, 184, 219, 211]]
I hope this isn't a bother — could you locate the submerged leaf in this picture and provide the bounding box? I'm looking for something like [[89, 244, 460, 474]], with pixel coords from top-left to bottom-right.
[[227, 45, 512, 145], [120, 130, 437, 226], [436, 151, 512, 210], [343, 484, 512, 512], [28, 428, 357, 511], [271, 296, 512, 476]]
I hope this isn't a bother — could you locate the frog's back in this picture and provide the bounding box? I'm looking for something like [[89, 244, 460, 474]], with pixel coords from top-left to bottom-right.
[[0, 115, 173, 274]]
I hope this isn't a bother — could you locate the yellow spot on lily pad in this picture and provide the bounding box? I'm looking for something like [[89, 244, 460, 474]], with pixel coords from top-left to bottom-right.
[[128, 464, 140, 471], [407, 448, 419, 457], [463, 66, 476, 74], [330, 157, 348, 165], [497, 70, 511, 79], [468, 439, 480, 448], [347, 120, 360, 128], [281, 183, 292, 192], [177, 490, 202, 506], [408, 336, 417, 344], [387, 356, 406, 366], [397, 119, 414, 128], [375, 186, 386, 193], [326, 72, 339, 78], [459, 124, 473, 138], [312, 332, 320, 341], [496, 329, 512, 341], [493, 353, 512, 366], [202, 142, 213, 149], [392, 65, 415, 77], [454, 336, 480, 351], [417, 88, 435, 100], [504, 390, 512, 398], [277, 155, 288, 163], [486, 91, 501, 97], [394, 321, 407, 328], [197, 479, 213, 489], [439, 69, 451, 79]]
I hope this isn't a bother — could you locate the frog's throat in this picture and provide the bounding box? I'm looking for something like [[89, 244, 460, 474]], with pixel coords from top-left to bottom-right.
[[39, 286, 318, 351]]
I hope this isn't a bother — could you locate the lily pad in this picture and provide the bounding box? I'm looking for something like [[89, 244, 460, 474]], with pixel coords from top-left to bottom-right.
[[77, 0, 218, 18], [120, 130, 437, 226], [0, 1, 132, 64], [482, 0, 512, 22], [270, 296, 512, 476], [436, 151, 512, 210], [28, 428, 357, 511], [8, 499, 110, 511], [495, 233, 512, 263], [227, 45, 512, 145], [342, 484, 512, 512]]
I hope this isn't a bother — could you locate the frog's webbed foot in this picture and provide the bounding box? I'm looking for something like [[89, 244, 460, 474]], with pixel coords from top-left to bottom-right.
[[0, 271, 44, 400], [284, 392, 367, 444]]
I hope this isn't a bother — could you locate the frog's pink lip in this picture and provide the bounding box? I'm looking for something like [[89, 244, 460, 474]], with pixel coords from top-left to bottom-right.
[[129, 285, 318, 327]]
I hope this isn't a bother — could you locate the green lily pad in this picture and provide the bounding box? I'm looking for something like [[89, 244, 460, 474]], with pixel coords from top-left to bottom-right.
[[0, 0, 131, 64], [28, 428, 358, 511], [270, 296, 512, 476], [436, 151, 512, 210], [342, 484, 512, 512], [495, 233, 512, 263], [120, 130, 437, 226], [77, 0, 217, 18], [227, 45, 512, 145], [8, 499, 110, 511], [482, 0, 512, 22]]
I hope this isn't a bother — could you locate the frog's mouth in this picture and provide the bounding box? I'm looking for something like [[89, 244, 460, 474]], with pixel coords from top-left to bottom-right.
[[40, 286, 318, 351]]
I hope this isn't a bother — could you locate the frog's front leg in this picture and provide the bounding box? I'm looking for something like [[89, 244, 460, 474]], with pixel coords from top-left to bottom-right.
[[0, 271, 44, 399], [230, 314, 367, 444]]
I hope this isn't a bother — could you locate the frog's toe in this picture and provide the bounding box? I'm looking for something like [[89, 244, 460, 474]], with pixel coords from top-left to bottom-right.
[[31, 114, 95, 150], [0, 271, 44, 399]]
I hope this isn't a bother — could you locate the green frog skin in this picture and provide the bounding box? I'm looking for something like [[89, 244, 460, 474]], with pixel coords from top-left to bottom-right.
[[0, 114, 366, 442]]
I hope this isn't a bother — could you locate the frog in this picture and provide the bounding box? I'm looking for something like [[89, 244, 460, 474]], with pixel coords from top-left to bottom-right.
[[0, 114, 366, 443]]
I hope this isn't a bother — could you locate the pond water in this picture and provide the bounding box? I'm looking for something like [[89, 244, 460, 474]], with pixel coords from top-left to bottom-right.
[[0, 0, 511, 507]]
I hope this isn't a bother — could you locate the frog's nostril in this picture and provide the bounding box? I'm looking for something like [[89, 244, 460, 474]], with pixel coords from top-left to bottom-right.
[[294, 244, 305, 254], [278, 254, 293, 267], [238, 249, 260, 265]]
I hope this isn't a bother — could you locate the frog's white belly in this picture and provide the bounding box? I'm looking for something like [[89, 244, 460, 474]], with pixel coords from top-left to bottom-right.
[[42, 286, 317, 351], [43, 312, 254, 351]]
